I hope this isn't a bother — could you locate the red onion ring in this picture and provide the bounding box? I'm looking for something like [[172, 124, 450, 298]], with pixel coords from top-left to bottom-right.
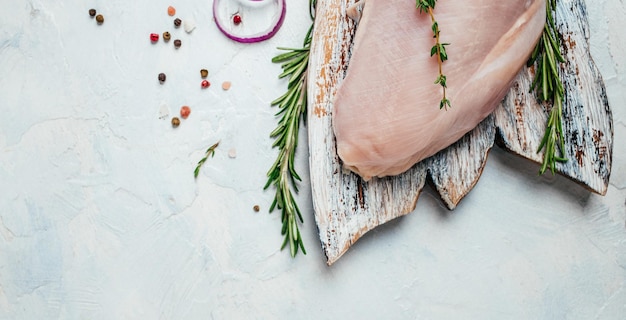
[[213, 0, 286, 43]]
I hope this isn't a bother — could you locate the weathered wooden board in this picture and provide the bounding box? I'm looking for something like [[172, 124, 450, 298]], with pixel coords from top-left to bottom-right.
[[426, 114, 496, 210], [307, 0, 613, 265], [307, 0, 428, 265], [494, 0, 613, 195]]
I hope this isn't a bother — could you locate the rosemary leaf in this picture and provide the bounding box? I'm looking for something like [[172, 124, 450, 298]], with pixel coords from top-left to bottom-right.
[[194, 141, 220, 179], [264, 3, 315, 257], [531, 0, 568, 174]]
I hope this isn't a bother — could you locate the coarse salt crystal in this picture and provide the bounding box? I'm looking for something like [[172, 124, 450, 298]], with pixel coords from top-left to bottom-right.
[[158, 103, 170, 120], [184, 19, 196, 33]]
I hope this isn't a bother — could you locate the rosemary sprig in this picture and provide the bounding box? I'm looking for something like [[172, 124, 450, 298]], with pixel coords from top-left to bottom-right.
[[528, 0, 567, 174], [416, 0, 451, 110], [194, 141, 220, 178], [263, 2, 315, 257]]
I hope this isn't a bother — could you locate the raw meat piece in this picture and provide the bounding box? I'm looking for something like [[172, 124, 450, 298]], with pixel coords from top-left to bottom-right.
[[333, 0, 546, 180]]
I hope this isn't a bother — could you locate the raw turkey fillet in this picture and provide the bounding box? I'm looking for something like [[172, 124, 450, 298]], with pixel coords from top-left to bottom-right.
[[333, 0, 546, 180]]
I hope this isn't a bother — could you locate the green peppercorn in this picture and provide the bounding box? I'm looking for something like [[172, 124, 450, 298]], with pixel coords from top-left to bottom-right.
[[89, 9, 96, 17], [171, 117, 180, 128], [95, 14, 104, 24], [162, 31, 171, 42]]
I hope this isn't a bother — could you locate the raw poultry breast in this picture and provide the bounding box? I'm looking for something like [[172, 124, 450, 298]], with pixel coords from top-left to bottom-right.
[[333, 0, 546, 180]]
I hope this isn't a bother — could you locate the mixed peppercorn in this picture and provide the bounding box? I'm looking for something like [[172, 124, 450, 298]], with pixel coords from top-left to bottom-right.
[[88, 5, 234, 129]]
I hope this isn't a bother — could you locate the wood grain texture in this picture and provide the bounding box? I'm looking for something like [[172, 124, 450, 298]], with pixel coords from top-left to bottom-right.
[[308, 0, 612, 265], [308, 0, 428, 265], [495, 0, 613, 195], [426, 114, 496, 210]]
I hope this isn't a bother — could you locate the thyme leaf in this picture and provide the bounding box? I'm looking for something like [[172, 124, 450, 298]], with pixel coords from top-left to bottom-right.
[[416, 0, 451, 110]]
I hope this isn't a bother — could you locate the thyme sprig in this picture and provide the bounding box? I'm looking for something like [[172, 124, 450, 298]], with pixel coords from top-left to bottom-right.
[[264, 1, 315, 257], [416, 0, 451, 110], [528, 0, 567, 174], [194, 141, 220, 178]]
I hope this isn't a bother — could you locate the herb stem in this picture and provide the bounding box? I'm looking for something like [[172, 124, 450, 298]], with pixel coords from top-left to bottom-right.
[[264, 5, 314, 257], [428, 8, 448, 108], [427, 8, 442, 76], [416, 0, 451, 109], [194, 141, 220, 178], [529, 0, 568, 174]]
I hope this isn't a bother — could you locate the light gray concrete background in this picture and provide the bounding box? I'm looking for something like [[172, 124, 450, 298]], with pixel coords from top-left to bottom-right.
[[0, 0, 624, 319]]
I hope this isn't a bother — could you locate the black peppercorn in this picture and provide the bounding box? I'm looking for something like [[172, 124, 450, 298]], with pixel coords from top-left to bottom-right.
[[95, 14, 104, 24], [89, 9, 96, 17], [173, 39, 181, 49], [171, 117, 180, 128], [158, 73, 166, 83], [162, 31, 171, 42], [174, 18, 182, 28]]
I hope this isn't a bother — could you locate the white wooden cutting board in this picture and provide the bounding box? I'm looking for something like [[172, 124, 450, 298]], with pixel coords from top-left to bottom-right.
[[306, 0, 613, 265]]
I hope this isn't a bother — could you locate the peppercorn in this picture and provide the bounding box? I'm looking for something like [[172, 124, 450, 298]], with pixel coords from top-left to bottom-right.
[[222, 81, 232, 91], [162, 31, 171, 42], [200, 69, 209, 78], [180, 106, 191, 119], [233, 14, 242, 25], [201, 80, 210, 89], [150, 33, 159, 42], [171, 117, 180, 128], [174, 18, 182, 28], [95, 14, 104, 24], [167, 6, 176, 16], [173, 39, 181, 48], [253, 205, 260, 212], [158, 73, 166, 83], [89, 9, 97, 17]]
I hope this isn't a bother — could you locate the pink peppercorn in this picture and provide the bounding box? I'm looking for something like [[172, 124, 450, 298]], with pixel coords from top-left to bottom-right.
[[233, 14, 242, 25], [180, 106, 191, 119], [201, 80, 210, 88], [167, 6, 176, 16], [150, 33, 159, 42]]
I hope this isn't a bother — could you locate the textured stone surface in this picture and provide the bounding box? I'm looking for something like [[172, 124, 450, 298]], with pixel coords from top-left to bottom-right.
[[0, 1, 625, 319]]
